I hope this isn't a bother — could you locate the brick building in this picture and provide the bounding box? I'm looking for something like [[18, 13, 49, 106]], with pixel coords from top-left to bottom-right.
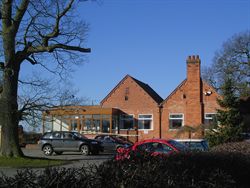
[[100, 74, 163, 142], [161, 55, 220, 139], [43, 55, 220, 141]]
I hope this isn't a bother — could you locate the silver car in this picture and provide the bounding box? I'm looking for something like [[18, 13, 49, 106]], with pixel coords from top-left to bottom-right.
[[38, 131, 103, 156]]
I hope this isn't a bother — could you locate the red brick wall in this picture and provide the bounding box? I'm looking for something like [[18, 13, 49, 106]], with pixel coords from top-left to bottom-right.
[[161, 56, 221, 139], [100, 56, 221, 141], [186, 55, 202, 125], [202, 82, 221, 114], [161, 81, 191, 139], [101, 76, 161, 141]]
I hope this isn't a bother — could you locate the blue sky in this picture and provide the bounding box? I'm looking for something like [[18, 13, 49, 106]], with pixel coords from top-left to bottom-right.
[[72, 0, 250, 104], [22, 0, 250, 104]]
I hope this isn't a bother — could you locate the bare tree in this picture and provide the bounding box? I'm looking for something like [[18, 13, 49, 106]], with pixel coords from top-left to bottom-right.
[[18, 75, 90, 132], [202, 31, 250, 97], [0, 0, 91, 157]]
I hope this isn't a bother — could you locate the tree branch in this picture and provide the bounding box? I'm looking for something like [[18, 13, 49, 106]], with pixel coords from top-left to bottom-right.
[[25, 56, 37, 65], [2, 0, 12, 28], [27, 44, 91, 53], [13, 0, 29, 34], [42, 0, 74, 46]]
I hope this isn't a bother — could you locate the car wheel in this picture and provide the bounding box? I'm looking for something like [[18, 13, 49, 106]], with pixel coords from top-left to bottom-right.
[[55, 151, 63, 155], [80, 145, 89, 155], [43, 145, 53, 156]]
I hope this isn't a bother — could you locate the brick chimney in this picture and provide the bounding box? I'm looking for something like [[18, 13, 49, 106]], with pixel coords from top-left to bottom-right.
[[185, 55, 202, 126]]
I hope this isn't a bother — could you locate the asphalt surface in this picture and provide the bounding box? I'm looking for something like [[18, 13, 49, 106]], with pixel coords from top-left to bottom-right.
[[0, 147, 114, 177]]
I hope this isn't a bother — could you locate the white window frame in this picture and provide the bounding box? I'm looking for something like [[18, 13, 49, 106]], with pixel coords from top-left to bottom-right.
[[138, 114, 153, 130], [204, 113, 217, 125], [120, 114, 134, 130], [169, 113, 184, 129]]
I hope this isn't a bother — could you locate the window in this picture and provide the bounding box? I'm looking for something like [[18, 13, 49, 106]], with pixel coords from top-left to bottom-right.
[[169, 114, 184, 129], [136, 142, 173, 154], [63, 132, 73, 139], [84, 119, 92, 131], [204, 113, 217, 125], [102, 119, 110, 133], [112, 115, 119, 130], [93, 119, 101, 132], [42, 132, 52, 139], [52, 132, 61, 139], [138, 114, 153, 130], [71, 120, 78, 131], [120, 114, 134, 129], [124, 87, 129, 101], [154, 143, 173, 153]]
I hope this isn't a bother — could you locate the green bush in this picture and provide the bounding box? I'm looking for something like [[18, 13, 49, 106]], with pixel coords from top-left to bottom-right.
[[0, 152, 249, 188], [97, 152, 249, 188], [211, 141, 250, 154]]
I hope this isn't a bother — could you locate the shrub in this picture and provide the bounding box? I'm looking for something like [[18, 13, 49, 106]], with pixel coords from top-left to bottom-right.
[[0, 152, 250, 188], [97, 152, 250, 188], [210, 141, 250, 154]]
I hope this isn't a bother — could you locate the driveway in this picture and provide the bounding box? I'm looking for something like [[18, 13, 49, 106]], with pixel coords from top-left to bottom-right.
[[0, 147, 114, 177]]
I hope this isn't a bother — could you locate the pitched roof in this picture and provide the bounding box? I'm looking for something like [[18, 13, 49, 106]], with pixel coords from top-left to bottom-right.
[[160, 79, 187, 106], [160, 79, 221, 106], [130, 76, 163, 104], [100, 74, 163, 105]]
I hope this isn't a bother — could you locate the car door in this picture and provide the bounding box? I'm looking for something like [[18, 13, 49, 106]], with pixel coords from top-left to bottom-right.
[[136, 142, 173, 155], [103, 136, 117, 151], [158, 143, 174, 154], [62, 132, 79, 151], [136, 142, 154, 153], [51, 132, 63, 150]]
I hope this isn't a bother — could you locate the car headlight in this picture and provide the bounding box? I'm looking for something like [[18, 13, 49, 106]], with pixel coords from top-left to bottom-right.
[[91, 141, 98, 144]]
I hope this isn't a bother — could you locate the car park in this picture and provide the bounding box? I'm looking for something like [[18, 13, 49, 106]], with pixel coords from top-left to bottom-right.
[[174, 139, 209, 151], [38, 131, 103, 156], [94, 134, 133, 152], [115, 138, 187, 160]]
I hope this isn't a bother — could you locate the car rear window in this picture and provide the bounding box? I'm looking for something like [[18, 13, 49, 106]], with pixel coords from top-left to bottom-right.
[[168, 140, 187, 151], [180, 140, 209, 151], [42, 132, 52, 139], [52, 132, 61, 139]]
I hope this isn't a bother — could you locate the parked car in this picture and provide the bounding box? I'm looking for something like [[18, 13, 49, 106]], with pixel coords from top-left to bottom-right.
[[94, 134, 133, 152], [38, 131, 103, 156], [115, 138, 187, 160], [174, 139, 209, 151]]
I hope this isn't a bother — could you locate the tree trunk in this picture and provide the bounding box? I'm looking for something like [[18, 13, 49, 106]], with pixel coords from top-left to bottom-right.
[[0, 63, 23, 157]]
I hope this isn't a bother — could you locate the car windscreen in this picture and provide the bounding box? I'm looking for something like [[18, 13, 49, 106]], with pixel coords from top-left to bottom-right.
[[201, 141, 209, 150], [72, 132, 88, 139], [112, 136, 126, 143], [168, 140, 187, 151], [115, 136, 133, 144]]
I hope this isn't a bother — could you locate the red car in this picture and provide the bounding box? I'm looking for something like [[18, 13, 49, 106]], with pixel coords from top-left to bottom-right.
[[115, 138, 187, 160]]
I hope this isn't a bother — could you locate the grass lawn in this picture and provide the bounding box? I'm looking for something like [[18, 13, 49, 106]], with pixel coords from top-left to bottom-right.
[[0, 157, 67, 168]]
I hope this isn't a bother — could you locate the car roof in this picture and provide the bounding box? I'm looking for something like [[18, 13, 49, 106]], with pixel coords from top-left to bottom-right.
[[95, 134, 127, 138], [136, 138, 173, 144], [44, 131, 77, 133], [174, 139, 206, 142]]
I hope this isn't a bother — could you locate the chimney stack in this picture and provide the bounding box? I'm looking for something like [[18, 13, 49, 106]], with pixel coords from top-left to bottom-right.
[[185, 55, 202, 126]]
